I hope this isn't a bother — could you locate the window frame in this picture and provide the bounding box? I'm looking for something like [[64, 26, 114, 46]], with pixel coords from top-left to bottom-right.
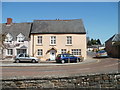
[[7, 49, 13, 56], [5, 33, 13, 43], [37, 49, 43, 56], [37, 36, 42, 45], [66, 36, 72, 45], [17, 33, 25, 43], [17, 37, 24, 42], [61, 49, 67, 54], [50, 36, 56, 45], [71, 49, 81, 56]]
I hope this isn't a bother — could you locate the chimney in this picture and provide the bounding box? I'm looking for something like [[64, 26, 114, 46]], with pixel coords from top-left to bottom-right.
[[7, 18, 12, 25]]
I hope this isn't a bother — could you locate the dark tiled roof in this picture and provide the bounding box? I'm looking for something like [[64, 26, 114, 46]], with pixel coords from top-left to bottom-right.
[[2, 23, 31, 41], [105, 34, 120, 43], [112, 34, 120, 41], [31, 19, 86, 34]]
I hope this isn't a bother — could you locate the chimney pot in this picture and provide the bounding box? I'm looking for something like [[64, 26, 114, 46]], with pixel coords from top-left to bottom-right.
[[7, 18, 12, 24]]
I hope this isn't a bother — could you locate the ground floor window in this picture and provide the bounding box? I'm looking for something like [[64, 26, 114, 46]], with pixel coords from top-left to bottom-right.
[[61, 49, 67, 54], [7, 49, 13, 55], [37, 49, 43, 56], [71, 49, 81, 55]]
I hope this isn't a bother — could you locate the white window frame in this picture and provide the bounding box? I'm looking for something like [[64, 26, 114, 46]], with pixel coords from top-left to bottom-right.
[[17, 37, 24, 42], [7, 49, 13, 56], [50, 36, 56, 45], [61, 49, 67, 54], [5, 33, 13, 43], [37, 49, 43, 56], [37, 36, 42, 45], [71, 49, 81, 56], [66, 36, 72, 45], [17, 33, 25, 43]]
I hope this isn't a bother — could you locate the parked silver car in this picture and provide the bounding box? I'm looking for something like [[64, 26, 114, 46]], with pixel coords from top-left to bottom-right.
[[14, 53, 40, 63]]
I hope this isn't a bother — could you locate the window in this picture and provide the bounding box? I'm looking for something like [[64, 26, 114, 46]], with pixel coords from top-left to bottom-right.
[[67, 36, 72, 45], [50, 36, 56, 45], [37, 49, 43, 56], [71, 49, 81, 56], [7, 49, 13, 55], [19, 54, 24, 57], [5, 33, 13, 43], [37, 36, 42, 45], [17, 33, 25, 42], [25, 54, 29, 57], [61, 49, 67, 54], [17, 37, 24, 42]]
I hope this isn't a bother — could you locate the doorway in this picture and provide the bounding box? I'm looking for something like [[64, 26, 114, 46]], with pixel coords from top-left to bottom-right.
[[50, 50, 56, 60]]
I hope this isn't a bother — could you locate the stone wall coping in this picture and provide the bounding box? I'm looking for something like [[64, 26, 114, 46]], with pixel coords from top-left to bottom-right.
[[2, 72, 120, 81]]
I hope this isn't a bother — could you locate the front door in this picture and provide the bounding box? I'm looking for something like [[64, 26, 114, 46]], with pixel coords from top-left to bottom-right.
[[50, 50, 56, 60]]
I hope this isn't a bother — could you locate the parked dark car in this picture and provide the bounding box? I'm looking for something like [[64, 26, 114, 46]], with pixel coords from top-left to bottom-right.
[[14, 53, 40, 63], [56, 54, 82, 64]]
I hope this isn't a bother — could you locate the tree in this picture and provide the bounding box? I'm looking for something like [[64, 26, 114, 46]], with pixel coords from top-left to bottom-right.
[[0, 34, 6, 60], [97, 39, 101, 45], [91, 38, 97, 45], [87, 38, 102, 46], [87, 40, 92, 46]]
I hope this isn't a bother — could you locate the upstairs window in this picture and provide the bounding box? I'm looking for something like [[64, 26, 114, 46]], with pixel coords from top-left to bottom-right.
[[67, 36, 72, 45], [5, 33, 13, 43], [50, 36, 56, 45], [37, 36, 42, 45], [17, 33, 25, 42]]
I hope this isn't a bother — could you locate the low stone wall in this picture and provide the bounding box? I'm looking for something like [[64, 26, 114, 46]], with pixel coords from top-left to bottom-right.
[[2, 73, 120, 89]]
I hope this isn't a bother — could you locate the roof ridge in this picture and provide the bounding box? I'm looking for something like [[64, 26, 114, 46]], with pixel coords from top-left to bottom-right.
[[34, 19, 82, 21], [34, 20, 73, 21]]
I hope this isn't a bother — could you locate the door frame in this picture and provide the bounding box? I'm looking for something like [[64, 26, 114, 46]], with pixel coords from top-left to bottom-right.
[[50, 50, 56, 60]]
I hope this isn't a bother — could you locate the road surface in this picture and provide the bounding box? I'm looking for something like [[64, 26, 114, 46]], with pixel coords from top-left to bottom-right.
[[1, 51, 119, 79]]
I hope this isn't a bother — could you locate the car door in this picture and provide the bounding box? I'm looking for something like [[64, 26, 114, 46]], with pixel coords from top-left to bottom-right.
[[66, 54, 71, 62], [24, 54, 31, 62], [18, 54, 25, 61], [69, 54, 75, 62]]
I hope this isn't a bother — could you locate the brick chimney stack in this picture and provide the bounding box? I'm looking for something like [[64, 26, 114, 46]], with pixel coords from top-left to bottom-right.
[[7, 18, 12, 25]]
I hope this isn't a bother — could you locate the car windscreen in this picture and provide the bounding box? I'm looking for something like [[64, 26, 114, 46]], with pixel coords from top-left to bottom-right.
[[98, 50, 106, 53], [63, 54, 74, 57], [19, 54, 24, 57], [57, 54, 61, 57]]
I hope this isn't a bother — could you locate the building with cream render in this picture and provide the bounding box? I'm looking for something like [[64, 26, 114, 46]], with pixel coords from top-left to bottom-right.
[[30, 19, 87, 61]]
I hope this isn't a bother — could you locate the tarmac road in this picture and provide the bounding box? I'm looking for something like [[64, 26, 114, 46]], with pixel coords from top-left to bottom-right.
[[1, 51, 119, 79], [1, 58, 119, 79]]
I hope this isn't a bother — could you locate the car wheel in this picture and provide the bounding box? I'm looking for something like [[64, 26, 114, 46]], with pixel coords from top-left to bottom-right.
[[15, 59, 20, 63], [32, 59, 36, 63], [61, 60, 65, 64]]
